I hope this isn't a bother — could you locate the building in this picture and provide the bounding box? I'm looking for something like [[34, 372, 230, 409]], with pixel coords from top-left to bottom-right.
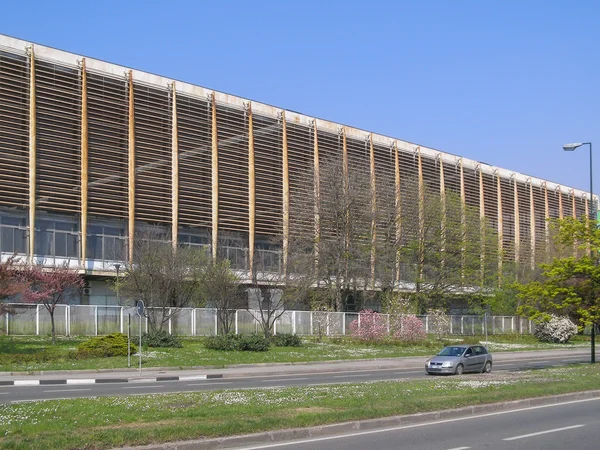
[[0, 34, 594, 307]]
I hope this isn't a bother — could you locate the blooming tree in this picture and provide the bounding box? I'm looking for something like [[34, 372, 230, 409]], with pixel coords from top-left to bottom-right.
[[533, 315, 578, 344], [0, 255, 29, 316], [394, 315, 427, 341], [21, 263, 84, 344], [348, 309, 388, 342], [427, 308, 450, 339]]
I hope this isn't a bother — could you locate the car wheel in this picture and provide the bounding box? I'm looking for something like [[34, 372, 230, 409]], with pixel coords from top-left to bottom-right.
[[482, 361, 492, 374], [455, 364, 464, 375]]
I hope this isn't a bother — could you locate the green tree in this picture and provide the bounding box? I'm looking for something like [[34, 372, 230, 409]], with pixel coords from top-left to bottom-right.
[[516, 217, 600, 332]]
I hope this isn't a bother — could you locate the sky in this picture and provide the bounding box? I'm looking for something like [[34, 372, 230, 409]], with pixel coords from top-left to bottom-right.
[[2, 1, 599, 193]]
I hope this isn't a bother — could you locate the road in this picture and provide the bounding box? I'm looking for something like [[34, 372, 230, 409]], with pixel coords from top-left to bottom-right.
[[0, 351, 588, 403], [233, 396, 600, 450]]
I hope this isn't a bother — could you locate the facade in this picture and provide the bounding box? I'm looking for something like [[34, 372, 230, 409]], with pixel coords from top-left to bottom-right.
[[0, 34, 594, 306]]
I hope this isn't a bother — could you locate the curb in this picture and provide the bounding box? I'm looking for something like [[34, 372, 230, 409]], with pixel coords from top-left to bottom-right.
[[0, 374, 223, 386], [118, 389, 600, 450]]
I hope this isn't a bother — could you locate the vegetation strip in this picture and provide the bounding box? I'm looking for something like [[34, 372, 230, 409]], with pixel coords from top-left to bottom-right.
[[0, 364, 598, 450]]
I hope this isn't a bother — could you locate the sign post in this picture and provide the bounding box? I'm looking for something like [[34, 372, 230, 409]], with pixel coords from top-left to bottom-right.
[[136, 300, 144, 375]]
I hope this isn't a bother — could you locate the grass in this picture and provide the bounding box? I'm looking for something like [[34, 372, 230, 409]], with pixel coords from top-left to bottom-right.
[[0, 364, 598, 449], [0, 334, 593, 372]]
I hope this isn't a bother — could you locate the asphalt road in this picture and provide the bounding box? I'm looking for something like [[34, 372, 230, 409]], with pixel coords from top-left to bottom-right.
[[232, 396, 600, 450], [0, 352, 588, 403]]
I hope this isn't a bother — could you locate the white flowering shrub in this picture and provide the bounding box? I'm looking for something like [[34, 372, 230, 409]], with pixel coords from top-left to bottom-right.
[[427, 308, 450, 339], [533, 315, 578, 343]]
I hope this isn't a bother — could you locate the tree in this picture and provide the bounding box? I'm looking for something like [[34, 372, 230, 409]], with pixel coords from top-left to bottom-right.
[[0, 255, 29, 317], [199, 257, 244, 335], [516, 217, 600, 334], [116, 227, 209, 332], [21, 263, 83, 345]]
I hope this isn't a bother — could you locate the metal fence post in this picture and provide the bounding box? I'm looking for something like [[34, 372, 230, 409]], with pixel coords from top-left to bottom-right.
[[450, 316, 453, 335], [168, 308, 172, 335], [214, 308, 217, 335], [425, 315, 429, 333], [65, 305, 69, 336], [326, 312, 330, 336], [461, 316, 464, 335], [292, 311, 296, 335], [310, 311, 313, 335], [95, 305, 98, 336], [386, 314, 390, 334], [342, 312, 346, 336], [36, 304, 40, 336], [235, 310, 238, 335]]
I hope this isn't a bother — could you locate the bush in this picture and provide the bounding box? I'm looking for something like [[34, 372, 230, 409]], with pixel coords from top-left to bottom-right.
[[533, 315, 578, 343], [393, 315, 426, 341], [204, 333, 271, 352], [349, 309, 388, 342], [142, 330, 183, 348], [77, 333, 137, 358], [271, 333, 302, 347]]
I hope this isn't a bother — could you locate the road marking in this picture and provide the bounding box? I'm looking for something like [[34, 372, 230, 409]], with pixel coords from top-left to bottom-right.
[[394, 371, 423, 375], [187, 382, 233, 386], [43, 389, 92, 393], [121, 385, 164, 389], [0, 392, 9, 395], [14, 380, 40, 386], [262, 378, 309, 382], [447, 447, 470, 450], [333, 374, 372, 378], [503, 424, 585, 441], [236, 398, 600, 449]]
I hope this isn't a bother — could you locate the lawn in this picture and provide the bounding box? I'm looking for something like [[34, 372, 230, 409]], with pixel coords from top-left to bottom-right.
[[0, 333, 592, 372], [0, 364, 598, 449]]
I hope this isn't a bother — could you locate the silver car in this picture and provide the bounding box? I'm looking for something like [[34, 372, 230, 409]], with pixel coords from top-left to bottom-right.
[[425, 344, 492, 375]]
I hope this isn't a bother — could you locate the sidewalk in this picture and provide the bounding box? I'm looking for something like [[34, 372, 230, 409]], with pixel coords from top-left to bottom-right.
[[0, 348, 588, 386]]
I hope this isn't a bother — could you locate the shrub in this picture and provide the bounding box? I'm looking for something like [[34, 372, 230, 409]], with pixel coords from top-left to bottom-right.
[[393, 315, 426, 341], [142, 330, 183, 348], [427, 308, 450, 338], [271, 333, 302, 347], [204, 333, 271, 351], [349, 309, 388, 342], [533, 315, 578, 343], [77, 333, 137, 358]]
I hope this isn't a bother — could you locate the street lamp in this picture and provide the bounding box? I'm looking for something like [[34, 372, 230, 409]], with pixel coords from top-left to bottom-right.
[[563, 142, 595, 363]]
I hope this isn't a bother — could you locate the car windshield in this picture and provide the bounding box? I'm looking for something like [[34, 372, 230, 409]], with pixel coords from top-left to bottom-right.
[[438, 347, 465, 357]]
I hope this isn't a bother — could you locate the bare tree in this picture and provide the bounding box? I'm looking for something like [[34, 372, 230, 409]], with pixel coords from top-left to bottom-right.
[[198, 257, 244, 335], [117, 227, 209, 332]]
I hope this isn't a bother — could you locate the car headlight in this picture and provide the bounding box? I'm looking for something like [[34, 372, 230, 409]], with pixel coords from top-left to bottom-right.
[[441, 361, 453, 368], [425, 359, 431, 366]]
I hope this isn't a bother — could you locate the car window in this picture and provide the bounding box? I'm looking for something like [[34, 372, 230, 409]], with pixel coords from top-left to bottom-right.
[[465, 347, 473, 356], [476, 346, 487, 355], [439, 347, 464, 357]]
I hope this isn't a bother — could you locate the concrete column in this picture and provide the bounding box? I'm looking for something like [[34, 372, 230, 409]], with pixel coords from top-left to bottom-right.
[[394, 141, 401, 283], [171, 82, 179, 249], [571, 189, 577, 219], [479, 166, 485, 284], [80, 58, 88, 267], [211, 93, 219, 260], [513, 175, 520, 265], [369, 134, 376, 288], [247, 103, 255, 274], [529, 180, 536, 268], [558, 187, 564, 219], [313, 120, 320, 275], [496, 171, 503, 280], [28, 45, 36, 263], [127, 71, 135, 263], [281, 112, 289, 276]]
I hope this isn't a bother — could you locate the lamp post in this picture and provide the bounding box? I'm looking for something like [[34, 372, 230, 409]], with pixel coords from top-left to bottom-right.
[[563, 142, 595, 363]]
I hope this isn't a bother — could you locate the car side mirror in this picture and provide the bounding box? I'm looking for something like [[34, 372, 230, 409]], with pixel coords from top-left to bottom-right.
[[465, 353, 471, 357]]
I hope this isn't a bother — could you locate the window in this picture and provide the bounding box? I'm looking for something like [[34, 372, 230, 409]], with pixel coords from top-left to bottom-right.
[[0, 213, 28, 254], [86, 222, 127, 262]]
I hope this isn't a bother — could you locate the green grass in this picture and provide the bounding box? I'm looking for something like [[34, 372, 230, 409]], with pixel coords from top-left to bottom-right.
[[0, 334, 593, 372], [0, 364, 598, 449]]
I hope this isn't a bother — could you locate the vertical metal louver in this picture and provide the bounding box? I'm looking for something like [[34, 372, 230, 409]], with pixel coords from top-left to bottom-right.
[[133, 81, 171, 224], [215, 102, 248, 233], [533, 185, 547, 263], [287, 122, 314, 236], [463, 167, 480, 212], [373, 142, 395, 241], [35, 59, 81, 213], [87, 71, 128, 219], [500, 178, 515, 261], [0, 49, 29, 209], [517, 182, 532, 264], [253, 113, 282, 236], [482, 173, 498, 230], [177, 93, 212, 229]]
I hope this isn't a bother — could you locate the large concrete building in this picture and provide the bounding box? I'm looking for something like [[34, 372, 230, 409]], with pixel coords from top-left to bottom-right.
[[0, 34, 594, 306]]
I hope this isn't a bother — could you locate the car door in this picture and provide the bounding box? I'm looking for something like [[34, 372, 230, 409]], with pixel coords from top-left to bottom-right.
[[463, 346, 478, 372], [472, 346, 486, 371]]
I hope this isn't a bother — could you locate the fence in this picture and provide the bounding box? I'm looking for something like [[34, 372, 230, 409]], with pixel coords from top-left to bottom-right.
[[0, 304, 532, 337]]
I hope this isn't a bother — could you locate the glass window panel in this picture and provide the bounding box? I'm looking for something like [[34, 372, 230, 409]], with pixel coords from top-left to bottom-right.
[[54, 232, 67, 257], [88, 225, 103, 235], [67, 234, 78, 258], [37, 220, 52, 231], [1, 226, 14, 253], [34, 230, 54, 256], [103, 227, 120, 237], [104, 237, 117, 261], [14, 228, 27, 254], [54, 221, 75, 232], [87, 235, 102, 260], [2, 217, 21, 226]]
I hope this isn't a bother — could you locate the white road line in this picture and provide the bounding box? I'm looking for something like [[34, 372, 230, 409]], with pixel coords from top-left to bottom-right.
[[262, 378, 309, 382], [447, 447, 471, 450], [14, 380, 40, 386], [121, 385, 164, 389], [67, 379, 95, 385], [0, 392, 9, 395], [236, 398, 599, 449], [333, 374, 372, 378], [187, 382, 233, 386], [503, 424, 585, 441], [43, 389, 92, 393], [393, 371, 423, 375]]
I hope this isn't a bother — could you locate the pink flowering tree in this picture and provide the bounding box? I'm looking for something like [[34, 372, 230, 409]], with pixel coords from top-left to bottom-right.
[[0, 255, 29, 316], [348, 309, 388, 342], [394, 315, 427, 341], [21, 263, 84, 345]]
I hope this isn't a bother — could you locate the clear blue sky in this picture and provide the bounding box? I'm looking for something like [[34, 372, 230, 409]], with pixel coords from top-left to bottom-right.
[[2, 1, 598, 192]]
